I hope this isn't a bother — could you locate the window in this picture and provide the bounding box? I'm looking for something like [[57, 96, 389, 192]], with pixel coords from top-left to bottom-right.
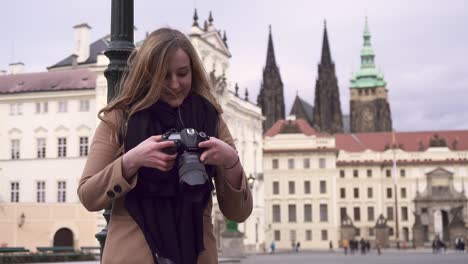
[[354, 207, 361, 222], [57, 181, 66, 203], [58, 138, 67, 157], [304, 181, 311, 194], [320, 204, 328, 222], [386, 188, 392, 198], [367, 187, 373, 198], [58, 101, 68, 113], [35, 102, 48, 114], [400, 169, 406, 177], [389, 228, 394, 236], [274, 230, 281, 241], [304, 204, 312, 222], [9, 103, 22, 115], [356, 228, 361, 236], [368, 207, 375, 221], [320, 181, 327, 194], [303, 158, 310, 169], [422, 207, 428, 214], [306, 230, 312, 241], [10, 182, 19, 202], [36, 102, 41, 113], [273, 181, 279, 195], [369, 228, 375, 236], [401, 187, 407, 199], [37, 138, 46, 158], [340, 170, 345, 178], [79, 137, 89, 156], [79, 100, 90, 112], [288, 159, 295, 169], [37, 181, 46, 203], [387, 206, 394, 221], [272, 159, 279, 169], [386, 169, 391, 178], [319, 158, 326, 169], [11, 139, 20, 159], [340, 207, 347, 221], [340, 188, 346, 199], [290, 230, 296, 242], [273, 205, 281, 222], [367, 169, 372, 177], [321, 230, 328, 241], [288, 181, 295, 194], [353, 169, 358, 178], [353, 188, 359, 198], [288, 205, 297, 222], [402, 206, 408, 221]]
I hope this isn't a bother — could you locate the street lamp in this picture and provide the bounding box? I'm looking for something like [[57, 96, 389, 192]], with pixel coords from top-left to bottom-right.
[[247, 174, 256, 189]]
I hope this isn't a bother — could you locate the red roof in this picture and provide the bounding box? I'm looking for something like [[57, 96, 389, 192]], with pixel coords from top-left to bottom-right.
[[0, 69, 96, 94], [265, 119, 319, 137], [336, 130, 468, 152], [265, 119, 468, 152]]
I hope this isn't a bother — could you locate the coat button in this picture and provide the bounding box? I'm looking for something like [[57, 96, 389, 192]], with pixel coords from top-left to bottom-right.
[[114, 184, 122, 193], [106, 190, 115, 198]]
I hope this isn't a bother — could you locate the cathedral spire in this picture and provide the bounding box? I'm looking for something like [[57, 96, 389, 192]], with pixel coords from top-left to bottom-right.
[[265, 25, 277, 70], [321, 20, 332, 65], [257, 25, 285, 132], [312, 20, 344, 134]]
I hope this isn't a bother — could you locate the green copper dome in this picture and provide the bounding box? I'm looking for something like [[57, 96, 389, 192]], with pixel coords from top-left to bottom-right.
[[351, 17, 386, 89]]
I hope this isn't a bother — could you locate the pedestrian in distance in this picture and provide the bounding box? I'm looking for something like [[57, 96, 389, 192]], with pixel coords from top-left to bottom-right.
[[78, 28, 253, 264], [270, 241, 276, 254]]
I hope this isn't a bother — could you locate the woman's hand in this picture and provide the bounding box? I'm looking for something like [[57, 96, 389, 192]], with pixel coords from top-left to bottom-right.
[[198, 137, 238, 168], [122, 135, 177, 180]]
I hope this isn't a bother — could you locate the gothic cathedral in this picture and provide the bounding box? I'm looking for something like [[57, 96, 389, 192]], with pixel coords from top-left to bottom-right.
[[257, 26, 285, 132]]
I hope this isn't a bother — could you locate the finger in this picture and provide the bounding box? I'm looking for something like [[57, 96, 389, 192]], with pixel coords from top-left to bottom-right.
[[158, 153, 177, 161], [200, 148, 216, 162], [154, 140, 175, 150], [150, 135, 162, 142], [198, 138, 216, 148]]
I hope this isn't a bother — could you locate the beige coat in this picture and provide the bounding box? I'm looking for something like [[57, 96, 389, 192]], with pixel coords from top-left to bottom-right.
[[78, 110, 253, 264]]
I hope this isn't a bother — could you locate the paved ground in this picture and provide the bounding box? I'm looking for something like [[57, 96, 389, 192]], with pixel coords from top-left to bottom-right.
[[240, 250, 468, 264], [28, 250, 468, 264]]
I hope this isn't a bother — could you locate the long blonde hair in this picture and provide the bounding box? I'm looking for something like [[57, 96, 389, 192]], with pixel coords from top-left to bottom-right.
[[99, 27, 222, 141]]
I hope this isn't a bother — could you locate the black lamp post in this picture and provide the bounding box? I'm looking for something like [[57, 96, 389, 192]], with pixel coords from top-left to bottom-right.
[[95, 0, 134, 261]]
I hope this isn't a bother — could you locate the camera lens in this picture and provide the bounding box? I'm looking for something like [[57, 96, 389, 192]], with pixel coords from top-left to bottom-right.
[[178, 152, 208, 187]]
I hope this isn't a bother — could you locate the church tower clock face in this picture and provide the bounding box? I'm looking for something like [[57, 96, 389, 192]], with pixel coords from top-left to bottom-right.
[[361, 105, 374, 131]]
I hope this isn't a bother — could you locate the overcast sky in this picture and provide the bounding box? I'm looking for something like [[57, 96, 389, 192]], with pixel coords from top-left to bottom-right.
[[2, 0, 467, 132]]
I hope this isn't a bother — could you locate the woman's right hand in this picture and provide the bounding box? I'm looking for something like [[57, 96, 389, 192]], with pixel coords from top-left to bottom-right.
[[122, 135, 178, 180]]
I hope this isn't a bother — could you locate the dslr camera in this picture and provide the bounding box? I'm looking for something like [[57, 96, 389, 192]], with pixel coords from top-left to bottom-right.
[[161, 128, 210, 187]]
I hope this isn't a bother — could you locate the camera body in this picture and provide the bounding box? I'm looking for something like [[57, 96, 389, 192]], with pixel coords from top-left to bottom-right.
[[161, 128, 210, 187]]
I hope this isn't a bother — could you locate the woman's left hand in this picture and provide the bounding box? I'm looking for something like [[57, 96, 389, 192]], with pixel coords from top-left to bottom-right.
[[198, 137, 238, 167]]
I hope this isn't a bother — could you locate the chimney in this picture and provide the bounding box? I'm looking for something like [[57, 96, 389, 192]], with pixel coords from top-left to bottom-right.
[[73, 23, 91, 63], [71, 54, 78, 68], [9, 62, 25, 74]]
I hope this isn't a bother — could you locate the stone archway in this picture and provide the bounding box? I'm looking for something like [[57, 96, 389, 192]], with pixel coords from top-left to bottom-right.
[[53, 228, 74, 247], [413, 167, 468, 246]]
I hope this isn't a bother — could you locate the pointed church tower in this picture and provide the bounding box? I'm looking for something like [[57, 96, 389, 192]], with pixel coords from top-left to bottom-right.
[[350, 18, 392, 133], [257, 26, 285, 132], [312, 21, 344, 134]]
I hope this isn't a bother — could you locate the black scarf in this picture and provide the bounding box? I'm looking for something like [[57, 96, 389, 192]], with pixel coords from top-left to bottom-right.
[[123, 93, 219, 264]]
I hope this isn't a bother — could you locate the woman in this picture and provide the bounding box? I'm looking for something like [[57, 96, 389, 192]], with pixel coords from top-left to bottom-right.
[[78, 28, 252, 264]]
